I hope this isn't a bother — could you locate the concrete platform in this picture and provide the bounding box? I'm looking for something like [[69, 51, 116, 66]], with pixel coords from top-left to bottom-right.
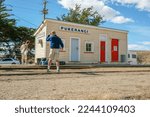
[[0, 64, 150, 70]]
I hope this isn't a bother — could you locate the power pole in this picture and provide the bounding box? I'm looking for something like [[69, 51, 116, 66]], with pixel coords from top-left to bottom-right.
[[42, 0, 48, 21]]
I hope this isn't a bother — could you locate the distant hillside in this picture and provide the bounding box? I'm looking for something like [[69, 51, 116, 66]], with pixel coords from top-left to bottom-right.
[[136, 51, 150, 64]]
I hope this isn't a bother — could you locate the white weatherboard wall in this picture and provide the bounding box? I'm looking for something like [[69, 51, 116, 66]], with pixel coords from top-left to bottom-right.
[[35, 26, 47, 63]]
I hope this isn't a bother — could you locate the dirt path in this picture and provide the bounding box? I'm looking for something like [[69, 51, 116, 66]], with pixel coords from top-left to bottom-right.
[[0, 67, 150, 100]]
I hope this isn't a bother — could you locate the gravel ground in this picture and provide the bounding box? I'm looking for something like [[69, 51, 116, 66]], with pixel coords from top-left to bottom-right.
[[0, 67, 150, 100]]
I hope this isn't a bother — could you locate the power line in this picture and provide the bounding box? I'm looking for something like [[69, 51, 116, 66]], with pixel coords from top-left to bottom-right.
[[6, 4, 39, 12], [5, 2, 50, 27], [14, 14, 38, 27], [5, 4, 38, 27]]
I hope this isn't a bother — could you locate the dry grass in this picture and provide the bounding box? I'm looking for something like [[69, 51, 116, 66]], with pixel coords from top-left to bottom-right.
[[137, 51, 150, 64]]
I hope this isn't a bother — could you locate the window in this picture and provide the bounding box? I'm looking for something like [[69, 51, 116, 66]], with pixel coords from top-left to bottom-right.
[[38, 38, 43, 48], [128, 54, 130, 58], [132, 54, 137, 58], [3, 59, 12, 61], [85, 42, 94, 52]]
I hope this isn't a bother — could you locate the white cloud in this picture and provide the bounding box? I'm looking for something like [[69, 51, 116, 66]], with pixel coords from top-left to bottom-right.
[[57, 0, 134, 24], [142, 41, 150, 45], [111, 0, 138, 4], [137, 0, 150, 12], [128, 44, 150, 50], [129, 41, 150, 50], [111, 16, 134, 24], [112, 0, 150, 12]]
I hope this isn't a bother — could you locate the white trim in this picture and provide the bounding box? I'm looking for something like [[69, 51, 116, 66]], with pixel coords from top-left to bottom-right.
[[70, 37, 80, 62], [69, 38, 71, 61], [35, 36, 37, 63], [99, 34, 108, 63], [126, 35, 128, 63], [85, 41, 94, 52], [118, 39, 120, 62], [34, 20, 46, 36], [44, 25, 47, 58]]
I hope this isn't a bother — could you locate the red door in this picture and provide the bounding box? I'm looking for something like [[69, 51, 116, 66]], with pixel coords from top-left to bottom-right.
[[100, 41, 105, 62], [111, 39, 119, 62]]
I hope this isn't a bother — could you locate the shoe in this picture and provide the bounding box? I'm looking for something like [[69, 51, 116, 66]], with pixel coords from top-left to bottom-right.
[[57, 69, 60, 73], [47, 69, 51, 73]]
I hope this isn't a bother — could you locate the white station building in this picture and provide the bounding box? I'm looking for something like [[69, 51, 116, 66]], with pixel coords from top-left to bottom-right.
[[34, 19, 128, 64]]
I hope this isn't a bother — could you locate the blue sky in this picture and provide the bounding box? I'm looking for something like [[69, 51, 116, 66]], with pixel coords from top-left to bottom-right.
[[4, 0, 150, 50]]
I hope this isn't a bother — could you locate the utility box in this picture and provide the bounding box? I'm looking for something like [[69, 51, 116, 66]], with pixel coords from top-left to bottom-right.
[[121, 55, 126, 62]]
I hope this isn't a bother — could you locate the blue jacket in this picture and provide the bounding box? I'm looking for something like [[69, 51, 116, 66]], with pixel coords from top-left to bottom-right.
[[46, 35, 64, 49]]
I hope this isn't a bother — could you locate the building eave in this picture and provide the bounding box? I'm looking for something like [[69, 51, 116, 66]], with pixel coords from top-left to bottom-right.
[[34, 20, 47, 36], [45, 18, 128, 34]]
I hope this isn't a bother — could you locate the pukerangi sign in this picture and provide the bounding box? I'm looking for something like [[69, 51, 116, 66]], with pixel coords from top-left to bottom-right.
[[59, 26, 88, 34]]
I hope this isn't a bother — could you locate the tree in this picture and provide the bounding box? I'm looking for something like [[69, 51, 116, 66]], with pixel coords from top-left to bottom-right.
[[0, 0, 35, 58], [15, 26, 36, 49], [0, 0, 16, 41], [57, 4, 103, 26]]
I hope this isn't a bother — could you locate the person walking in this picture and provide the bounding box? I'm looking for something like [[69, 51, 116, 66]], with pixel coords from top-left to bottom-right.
[[46, 31, 64, 73], [20, 40, 30, 64]]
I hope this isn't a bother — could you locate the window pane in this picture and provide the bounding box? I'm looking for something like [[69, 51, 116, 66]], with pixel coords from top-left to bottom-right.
[[3, 59, 12, 61], [86, 43, 92, 52], [132, 54, 136, 58]]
